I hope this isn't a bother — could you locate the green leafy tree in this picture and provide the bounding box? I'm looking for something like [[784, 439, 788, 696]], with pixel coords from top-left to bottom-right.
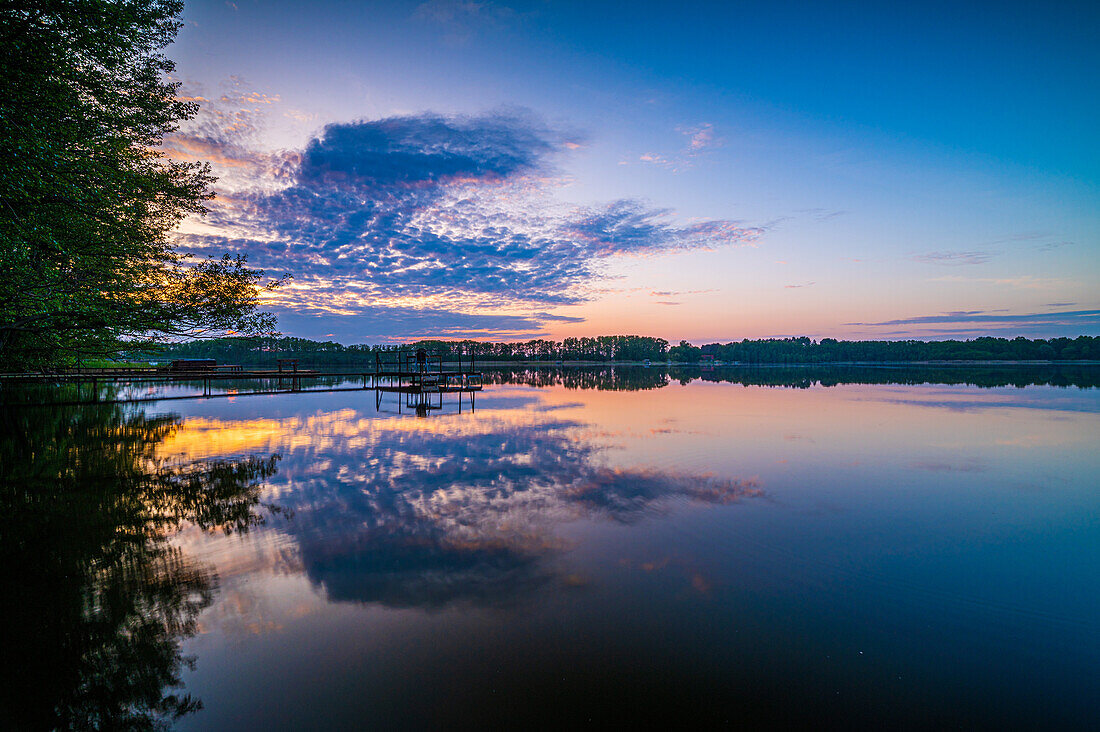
[[668, 339, 702, 362], [0, 0, 282, 369]]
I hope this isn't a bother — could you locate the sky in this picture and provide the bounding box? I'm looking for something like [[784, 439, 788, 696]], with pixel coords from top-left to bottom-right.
[[166, 0, 1100, 343]]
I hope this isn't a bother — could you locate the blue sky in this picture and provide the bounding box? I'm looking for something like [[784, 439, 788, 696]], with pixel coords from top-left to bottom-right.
[[167, 0, 1100, 342]]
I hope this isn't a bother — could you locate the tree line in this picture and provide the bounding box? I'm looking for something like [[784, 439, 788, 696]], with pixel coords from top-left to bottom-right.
[[673, 335, 1098, 363], [149, 334, 1100, 365], [150, 335, 673, 363]]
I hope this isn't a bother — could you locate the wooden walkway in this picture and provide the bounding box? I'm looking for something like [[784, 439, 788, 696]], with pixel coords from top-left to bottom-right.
[[0, 350, 484, 408], [0, 369, 481, 387]]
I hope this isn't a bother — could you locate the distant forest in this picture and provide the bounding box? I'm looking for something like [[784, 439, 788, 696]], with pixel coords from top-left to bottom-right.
[[488, 365, 1100, 390], [146, 334, 1099, 364]]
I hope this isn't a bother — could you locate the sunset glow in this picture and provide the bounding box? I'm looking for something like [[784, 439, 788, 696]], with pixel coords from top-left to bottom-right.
[[167, 0, 1100, 343]]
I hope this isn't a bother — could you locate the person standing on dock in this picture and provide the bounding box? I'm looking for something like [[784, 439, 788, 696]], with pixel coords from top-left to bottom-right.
[[416, 348, 427, 373]]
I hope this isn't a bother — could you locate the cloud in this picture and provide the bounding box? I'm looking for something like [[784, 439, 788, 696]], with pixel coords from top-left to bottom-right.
[[179, 109, 760, 340], [681, 122, 720, 153], [225, 91, 281, 105], [848, 309, 1100, 327], [564, 199, 758, 257], [412, 0, 515, 44], [296, 113, 559, 186], [649, 289, 716, 297], [1034, 241, 1072, 252], [979, 231, 1073, 253], [282, 108, 317, 124], [534, 312, 586, 323], [860, 325, 1098, 339], [637, 123, 722, 170], [638, 152, 671, 166], [795, 208, 847, 222], [911, 251, 995, 266], [784, 281, 816, 288], [163, 79, 300, 191], [927, 275, 1070, 290], [910, 458, 987, 472], [274, 307, 570, 342], [163, 135, 258, 168], [414, 0, 512, 24]]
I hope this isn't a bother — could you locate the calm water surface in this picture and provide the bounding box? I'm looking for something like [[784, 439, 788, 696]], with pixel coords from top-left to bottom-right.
[[2, 368, 1098, 728]]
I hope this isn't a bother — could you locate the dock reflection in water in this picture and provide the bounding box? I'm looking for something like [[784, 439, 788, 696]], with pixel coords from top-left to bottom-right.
[[2, 368, 1098, 728]]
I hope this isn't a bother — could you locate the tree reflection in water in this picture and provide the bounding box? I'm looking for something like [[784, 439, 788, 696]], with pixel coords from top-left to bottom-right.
[[488, 364, 1100, 390], [0, 386, 280, 730]]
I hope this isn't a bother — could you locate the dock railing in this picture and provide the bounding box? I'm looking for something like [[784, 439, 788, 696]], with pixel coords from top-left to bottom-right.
[[372, 350, 477, 376]]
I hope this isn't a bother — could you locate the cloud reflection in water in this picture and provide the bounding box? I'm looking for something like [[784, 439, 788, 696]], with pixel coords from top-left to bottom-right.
[[173, 401, 762, 609]]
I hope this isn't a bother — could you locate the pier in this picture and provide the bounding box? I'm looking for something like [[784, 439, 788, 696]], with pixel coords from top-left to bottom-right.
[[371, 350, 483, 393], [0, 350, 484, 410]]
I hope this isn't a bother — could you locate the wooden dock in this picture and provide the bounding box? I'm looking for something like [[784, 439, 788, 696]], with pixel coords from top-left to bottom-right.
[[0, 349, 484, 409], [371, 350, 483, 394]]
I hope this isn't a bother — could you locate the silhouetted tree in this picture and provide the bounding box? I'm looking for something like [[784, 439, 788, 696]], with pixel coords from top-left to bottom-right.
[[148, 335, 1100, 366], [0, 387, 280, 729], [0, 1, 282, 368]]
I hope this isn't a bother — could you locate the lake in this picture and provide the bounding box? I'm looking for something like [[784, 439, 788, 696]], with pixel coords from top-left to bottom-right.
[[2, 366, 1098, 728]]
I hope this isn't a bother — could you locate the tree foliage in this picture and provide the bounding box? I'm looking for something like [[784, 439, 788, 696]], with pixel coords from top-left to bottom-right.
[[690, 335, 1099, 363], [150, 334, 1099, 366], [0, 0, 280, 369], [151, 334, 673, 364]]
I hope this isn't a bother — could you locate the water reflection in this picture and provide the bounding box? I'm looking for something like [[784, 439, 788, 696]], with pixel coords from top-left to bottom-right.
[[6, 365, 1092, 410], [374, 388, 475, 418], [0, 387, 281, 729], [164, 378, 1096, 729], [235, 408, 762, 608], [5, 370, 1098, 729], [489, 364, 1100, 390]]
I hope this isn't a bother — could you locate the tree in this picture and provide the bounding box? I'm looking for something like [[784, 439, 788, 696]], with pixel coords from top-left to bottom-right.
[[668, 339, 701, 362], [0, 0, 281, 369]]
